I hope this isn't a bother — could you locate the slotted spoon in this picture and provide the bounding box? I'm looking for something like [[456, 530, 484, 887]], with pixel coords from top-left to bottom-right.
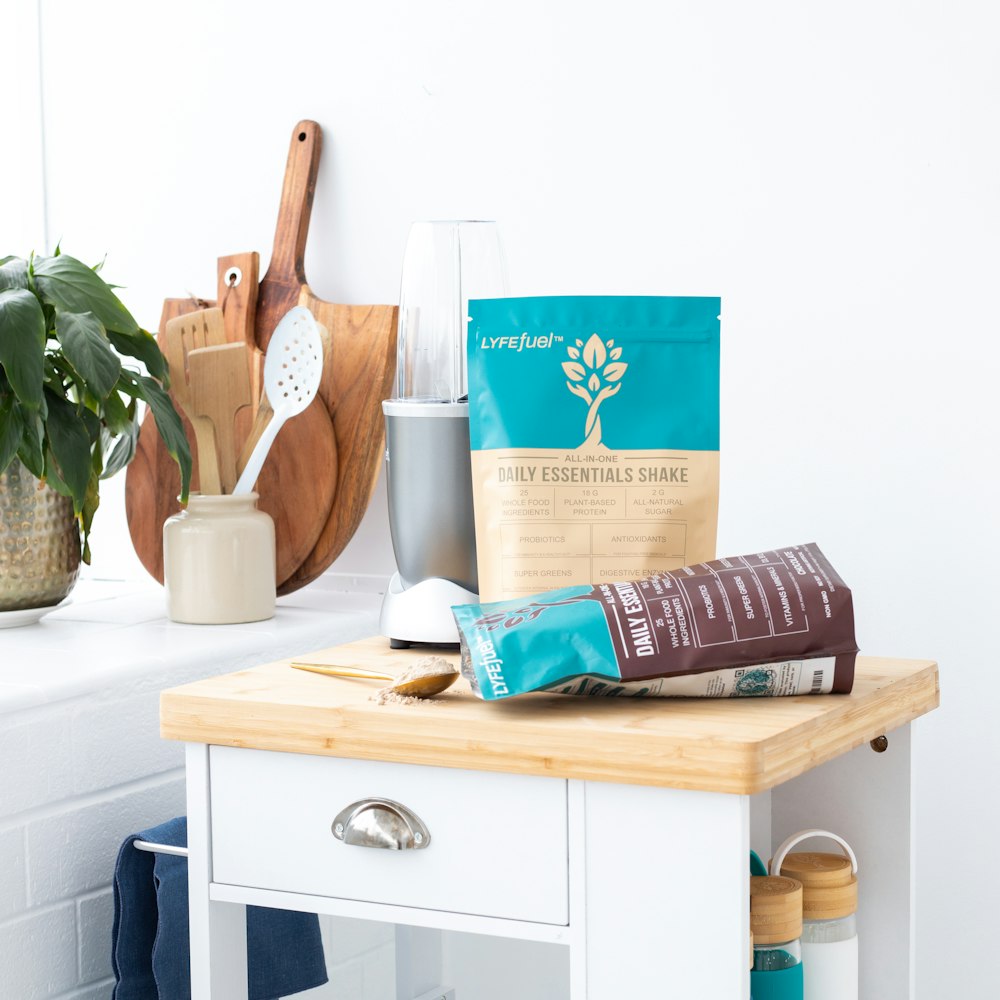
[[233, 306, 323, 495]]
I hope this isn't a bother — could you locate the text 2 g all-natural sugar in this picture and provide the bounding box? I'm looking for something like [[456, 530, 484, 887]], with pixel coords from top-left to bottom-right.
[[467, 296, 721, 603]]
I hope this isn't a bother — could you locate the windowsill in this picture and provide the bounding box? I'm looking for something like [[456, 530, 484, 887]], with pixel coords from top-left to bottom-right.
[[0, 577, 384, 716]]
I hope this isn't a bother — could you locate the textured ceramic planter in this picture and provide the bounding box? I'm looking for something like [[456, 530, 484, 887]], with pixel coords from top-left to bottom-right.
[[0, 459, 81, 611]]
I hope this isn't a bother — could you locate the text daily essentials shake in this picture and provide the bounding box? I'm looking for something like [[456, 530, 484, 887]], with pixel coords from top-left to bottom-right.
[[467, 296, 721, 603], [453, 543, 858, 701]]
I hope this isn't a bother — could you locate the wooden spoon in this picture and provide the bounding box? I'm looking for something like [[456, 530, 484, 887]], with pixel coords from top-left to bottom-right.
[[161, 311, 224, 495], [290, 657, 459, 698], [187, 342, 253, 493]]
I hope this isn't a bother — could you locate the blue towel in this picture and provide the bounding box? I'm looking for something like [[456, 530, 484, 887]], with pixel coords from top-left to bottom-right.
[[112, 816, 328, 1000]]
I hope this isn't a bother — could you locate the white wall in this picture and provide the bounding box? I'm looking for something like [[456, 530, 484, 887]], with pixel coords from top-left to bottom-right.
[[11, 0, 999, 994]]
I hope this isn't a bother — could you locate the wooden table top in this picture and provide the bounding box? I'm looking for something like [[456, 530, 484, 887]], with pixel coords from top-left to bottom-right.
[[160, 636, 938, 794]]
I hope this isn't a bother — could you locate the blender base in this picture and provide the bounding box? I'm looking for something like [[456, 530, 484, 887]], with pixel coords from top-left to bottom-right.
[[379, 573, 480, 647]]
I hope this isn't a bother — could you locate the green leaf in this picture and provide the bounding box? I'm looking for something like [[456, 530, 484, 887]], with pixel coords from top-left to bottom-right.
[[80, 469, 100, 564], [0, 258, 29, 291], [101, 422, 138, 479], [0, 392, 23, 472], [42, 450, 72, 496], [16, 407, 45, 478], [131, 372, 191, 501], [100, 387, 133, 435], [43, 391, 92, 508], [32, 254, 139, 335], [55, 311, 122, 400], [0, 288, 46, 407], [108, 327, 168, 382]]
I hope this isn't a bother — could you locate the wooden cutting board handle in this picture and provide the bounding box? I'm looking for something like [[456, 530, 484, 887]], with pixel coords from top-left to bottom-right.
[[218, 252, 263, 420], [257, 120, 322, 352]]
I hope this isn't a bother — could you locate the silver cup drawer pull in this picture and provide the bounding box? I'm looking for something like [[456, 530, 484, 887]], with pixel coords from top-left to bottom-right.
[[331, 798, 431, 850]]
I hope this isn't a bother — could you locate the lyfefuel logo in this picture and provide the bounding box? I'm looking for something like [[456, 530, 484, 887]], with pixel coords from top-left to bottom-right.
[[474, 632, 509, 696], [480, 332, 561, 352]]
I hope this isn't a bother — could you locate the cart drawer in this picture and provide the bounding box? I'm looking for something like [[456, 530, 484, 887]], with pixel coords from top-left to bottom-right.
[[209, 746, 569, 924]]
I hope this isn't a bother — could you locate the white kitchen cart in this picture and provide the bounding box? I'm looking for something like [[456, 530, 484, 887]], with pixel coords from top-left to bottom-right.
[[160, 636, 938, 999]]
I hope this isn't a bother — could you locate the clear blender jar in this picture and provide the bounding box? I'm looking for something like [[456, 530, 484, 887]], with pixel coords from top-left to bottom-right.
[[379, 221, 507, 647]]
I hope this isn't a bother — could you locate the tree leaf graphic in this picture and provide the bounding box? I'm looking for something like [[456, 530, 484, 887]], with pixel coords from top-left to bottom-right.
[[583, 333, 606, 370], [588, 372, 601, 392], [567, 346, 580, 360], [603, 361, 627, 382], [575, 339, 583, 348], [610, 346, 623, 360], [562, 361, 586, 381]]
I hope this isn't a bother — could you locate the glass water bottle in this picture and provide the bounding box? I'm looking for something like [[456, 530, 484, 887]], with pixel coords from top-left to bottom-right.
[[774, 832, 859, 1000], [750, 875, 804, 1000]]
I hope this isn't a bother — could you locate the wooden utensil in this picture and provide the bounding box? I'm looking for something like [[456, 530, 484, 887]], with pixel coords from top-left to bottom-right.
[[161, 309, 224, 495], [187, 342, 253, 493], [124, 251, 338, 585], [254, 120, 397, 595]]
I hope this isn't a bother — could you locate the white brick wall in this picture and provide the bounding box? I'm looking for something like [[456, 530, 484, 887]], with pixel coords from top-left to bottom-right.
[[0, 581, 394, 1000]]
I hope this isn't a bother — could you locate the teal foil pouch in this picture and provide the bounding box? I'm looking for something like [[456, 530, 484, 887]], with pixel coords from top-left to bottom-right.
[[467, 296, 720, 604], [453, 543, 858, 700]]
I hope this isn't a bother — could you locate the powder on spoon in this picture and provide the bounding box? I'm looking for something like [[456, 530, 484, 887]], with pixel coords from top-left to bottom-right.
[[370, 656, 457, 706]]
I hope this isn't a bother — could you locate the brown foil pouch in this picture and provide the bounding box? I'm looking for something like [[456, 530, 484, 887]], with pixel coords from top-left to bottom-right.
[[453, 542, 858, 700]]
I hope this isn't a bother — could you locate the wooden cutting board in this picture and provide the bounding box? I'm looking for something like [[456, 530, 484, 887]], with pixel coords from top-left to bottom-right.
[[125, 119, 394, 594], [124, 253, 338, 586], [253, 121, 397, 595]]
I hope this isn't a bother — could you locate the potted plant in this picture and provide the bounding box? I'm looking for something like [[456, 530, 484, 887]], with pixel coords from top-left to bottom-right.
[[0, 250, 191, 613]]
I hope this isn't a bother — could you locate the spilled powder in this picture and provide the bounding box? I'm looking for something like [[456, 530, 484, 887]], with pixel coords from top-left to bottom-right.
[[371, 689, 444, 706]]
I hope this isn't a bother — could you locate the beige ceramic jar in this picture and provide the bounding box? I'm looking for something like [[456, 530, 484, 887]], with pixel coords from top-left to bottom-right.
[[163, 493, 275, 624]]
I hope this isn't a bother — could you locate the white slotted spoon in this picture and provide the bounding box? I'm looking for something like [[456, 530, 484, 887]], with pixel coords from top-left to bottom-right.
[[233, 306, 324, 495]]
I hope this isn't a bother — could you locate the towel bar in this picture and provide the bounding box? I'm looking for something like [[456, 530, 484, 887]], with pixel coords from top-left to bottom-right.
[[133, 839, 189, 858]]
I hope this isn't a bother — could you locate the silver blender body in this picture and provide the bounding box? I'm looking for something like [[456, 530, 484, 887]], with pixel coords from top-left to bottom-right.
[[380, 401, 480, 648], [384, 401, 477, 594]]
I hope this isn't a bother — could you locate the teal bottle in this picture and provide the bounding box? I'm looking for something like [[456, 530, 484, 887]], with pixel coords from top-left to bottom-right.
[[750, 875, 804, 1000]]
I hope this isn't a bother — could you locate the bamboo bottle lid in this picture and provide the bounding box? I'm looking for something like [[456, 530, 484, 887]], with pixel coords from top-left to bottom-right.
[[778, 851, 858, 920], [750, 875, 803, 944]]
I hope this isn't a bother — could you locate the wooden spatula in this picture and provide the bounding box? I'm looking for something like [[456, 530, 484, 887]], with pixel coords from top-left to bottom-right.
[[161, 309, 227, 494], [187, 342, 253, 493]]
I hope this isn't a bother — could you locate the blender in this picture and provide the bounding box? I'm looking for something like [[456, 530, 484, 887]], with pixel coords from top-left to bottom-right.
[[379, 221, 507, 647]]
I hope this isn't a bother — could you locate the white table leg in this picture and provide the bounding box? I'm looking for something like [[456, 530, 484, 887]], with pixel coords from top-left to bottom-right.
[[581, 781, 749, 999], [187, 743, 249, 1000], [394, 925, 447, 999], [771, 726, 914, 1000]]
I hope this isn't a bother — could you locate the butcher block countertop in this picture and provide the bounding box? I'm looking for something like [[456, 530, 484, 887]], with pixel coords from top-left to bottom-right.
[[159, 636, 939, 794]]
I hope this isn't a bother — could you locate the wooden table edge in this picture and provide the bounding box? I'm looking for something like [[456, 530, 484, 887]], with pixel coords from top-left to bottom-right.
[[160, 657, 939, 796]]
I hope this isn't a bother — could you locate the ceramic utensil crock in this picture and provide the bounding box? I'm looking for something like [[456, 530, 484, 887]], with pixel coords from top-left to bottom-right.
[[163, 493, 275, 624]]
